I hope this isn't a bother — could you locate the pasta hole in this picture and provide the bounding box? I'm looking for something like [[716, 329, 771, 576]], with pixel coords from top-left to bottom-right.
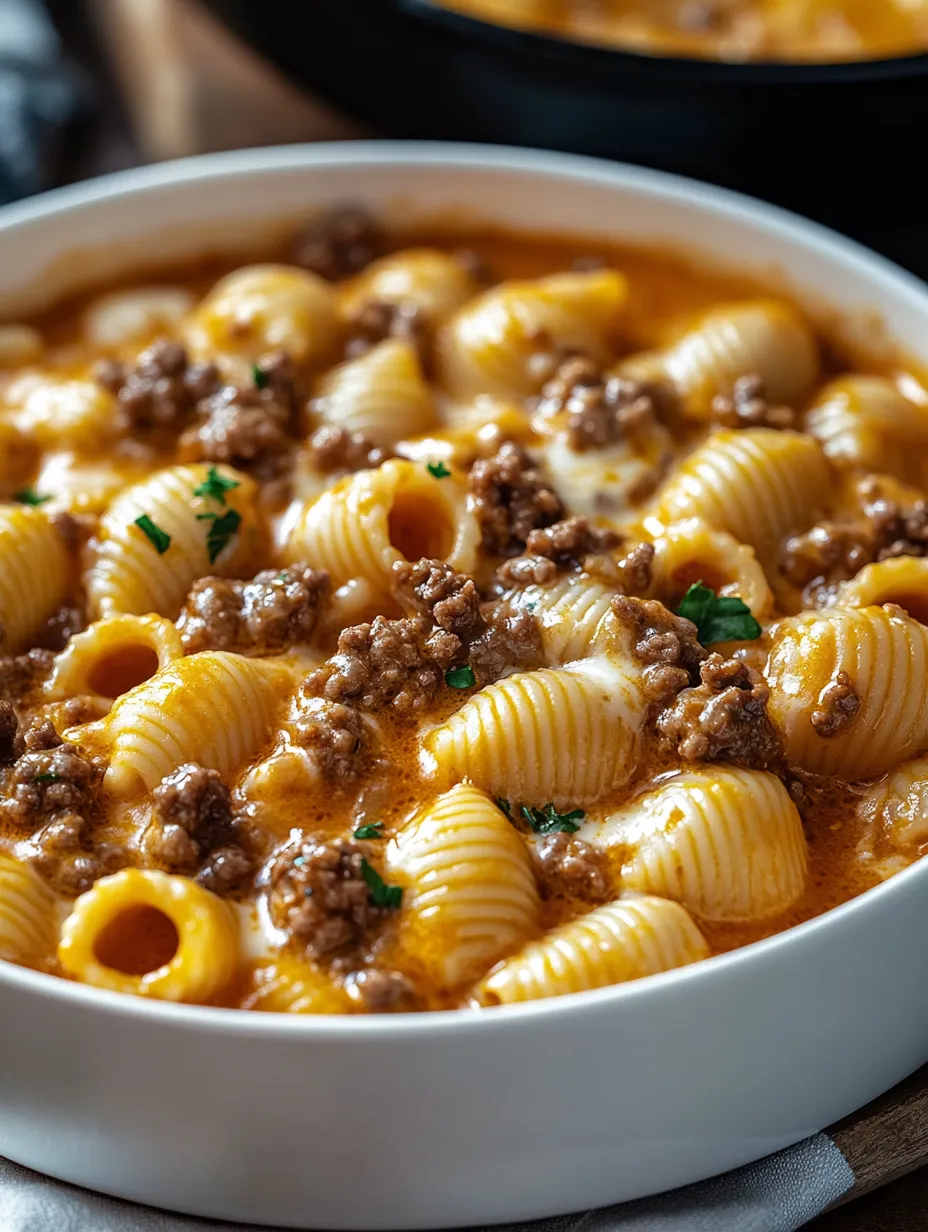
[[880, 593, 928, 626], [670, 562, 729, 602], [86, 643, 161, 699], [93, 905, 179, 975], [388, 492, 454, 562]]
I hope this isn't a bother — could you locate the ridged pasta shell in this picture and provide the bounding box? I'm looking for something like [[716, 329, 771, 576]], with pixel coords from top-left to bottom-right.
[[835, 556, 928, 625], [606, 767, 808, 922], [387, 784, 541, 988], [858, 755, 928, 853], [72, 651, 293, 798], [46, 614, 183, 706], [475, 895, 709, 1004], [312, 338, 437, 446], [0, 505, 69, 653], [286, 457, 480, 591], [650, 518, 773, 615], [88, 463, 262, 619], [438, 270, 627, 399], [58, 869, 240, 1003], [511, 576, 618, 664], [243, 955, 350, 1014], [424, 659, 644, 807], [652, 428, 830, 560], [806, 376, 928, 487], [541, 429, 672, 519], [338, 249, 478, 322], [766, 605, 928, 779], [661, 299, 819, 418], [184, 264, 338, 373], [7, 377, 118, 449], [82, 287, 194, 347], [0, 854, 57, 966]]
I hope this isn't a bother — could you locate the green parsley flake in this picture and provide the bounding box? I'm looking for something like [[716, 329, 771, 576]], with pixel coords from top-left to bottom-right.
[[13, 487, 51, 507], [133, 514, 172, 555], [676, 581, 762, 646], [354, 822, 384, 840], [360, 859, 403, 909], [252, 362, 269, 390], [427, 461, 451, 479], [495, 797, 512, 819], [445, 664, 476, 690], [519, 803, 585, 835], [193, 466, 241, 506], [34, 773, 61, 784], [197, 508, 242, 564]]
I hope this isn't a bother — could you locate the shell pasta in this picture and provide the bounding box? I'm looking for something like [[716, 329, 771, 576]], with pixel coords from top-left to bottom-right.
[[0, 206, 925, 1014]]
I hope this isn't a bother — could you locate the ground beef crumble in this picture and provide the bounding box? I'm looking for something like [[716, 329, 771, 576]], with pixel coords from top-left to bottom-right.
[[537, 356, 672, 452], [145, 762, 252, 895], [177, 563, 329, 656], [531, 833, 611, 902], [180, 352, 300, 472], [344, 968, 422, 1013], [0, 648, 54, 702], [781, 479, 928, 604], [468, 442, 564, 557], [810, 670, 861, 738], [656, 653, 781, 769], [307, 424, 394, 475], [290, 697, 368, 785], [612, 595, 706, 704], [265, 836, 386, 958], [94, 339, 220, 432], [710, 374, 796, 430], [343, 299, 429, 363], [290, 206, 380, 281], [525, 516, 620, 567]]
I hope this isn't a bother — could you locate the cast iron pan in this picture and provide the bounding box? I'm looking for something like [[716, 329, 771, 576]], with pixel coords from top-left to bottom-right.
[[199, 0, 928, 275]]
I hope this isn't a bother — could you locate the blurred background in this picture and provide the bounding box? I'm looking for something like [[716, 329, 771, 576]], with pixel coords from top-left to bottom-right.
[[8, 0, 926, 275]]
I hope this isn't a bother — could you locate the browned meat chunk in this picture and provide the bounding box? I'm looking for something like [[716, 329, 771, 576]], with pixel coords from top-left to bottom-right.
[[616, 541, 656, 595], [525, 516, 620, 566], [343, 299, 429, 362], [392, 559, 483, 638], [26, 810, 125, 897], [0, 731, 99, 828], [467, 602, 544, 686], [178, 564, 329, 656], [656, 653, 781, 768], [290, 206, 380, 281], [468, 442, 564, 557], [532, 833, 611, 902], [612, 594, 706, 703], [307, 424, 393, 475], [0, 701, 18, 763], [266, 837, 385, 957], [538, 356, 671, 452], [184, 385, 291, 469], [811, 670, 861, 738], [306, 616, 460, 716], [146, 763, 252, 894], [95, 339, 220, 431], [290, 697, 367, 785], [711, 374, 796, 430], [344, 968, 422, 1013], [0, 649, 54, 700]]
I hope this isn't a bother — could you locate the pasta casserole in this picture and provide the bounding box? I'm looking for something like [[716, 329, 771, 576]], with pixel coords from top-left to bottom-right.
[[0, 207, 926, 1013]]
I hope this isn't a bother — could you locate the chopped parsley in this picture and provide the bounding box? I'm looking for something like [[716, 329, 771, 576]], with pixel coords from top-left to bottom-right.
[[193, 465, 240, 506], [495, 797, 512, 819], [13, 487, 51, 507], [519, 803, 585, 835], [427, 460, 451, 479], [676, 581, 762, 646], [252, 362, 269, 390], [133, 514, 172, 555], [34, 772, 60, 784], [360, 859, 403, 909], [197, 508, 242, 564], [354, 822, 384, 840], [445, 664, 476, 690]]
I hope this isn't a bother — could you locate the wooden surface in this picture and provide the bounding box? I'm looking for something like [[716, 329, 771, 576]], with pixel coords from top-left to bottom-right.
[[38, 2, 928, 1227]]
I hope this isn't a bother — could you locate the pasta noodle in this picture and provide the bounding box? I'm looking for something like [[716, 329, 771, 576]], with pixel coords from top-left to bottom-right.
[[311, 339, 437, 446], [475, 896, 709, 1005], [387, 784, 541, 987], [805, 376, 928, 488], [0, 505, 70, 653], [605, 767, 808, 922], [338, 248, 479, 323], [82, 287, 194, 347], [648, 518, 773, 615], [58, 869, 239, 1002], [0, 854, 57, 966], [46, 615, 184, 706]]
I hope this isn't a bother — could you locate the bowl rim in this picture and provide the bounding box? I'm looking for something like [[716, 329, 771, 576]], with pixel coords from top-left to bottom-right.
[[393, 0, 928, 82], [2, 138, 927, 1035]]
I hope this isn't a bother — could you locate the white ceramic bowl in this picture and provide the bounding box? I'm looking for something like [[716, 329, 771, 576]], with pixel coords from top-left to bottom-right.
[[2, 144, 928, 1231]]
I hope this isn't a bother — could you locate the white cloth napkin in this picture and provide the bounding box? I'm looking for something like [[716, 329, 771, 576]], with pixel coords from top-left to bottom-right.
[[0, 1133, 854, 1231]]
